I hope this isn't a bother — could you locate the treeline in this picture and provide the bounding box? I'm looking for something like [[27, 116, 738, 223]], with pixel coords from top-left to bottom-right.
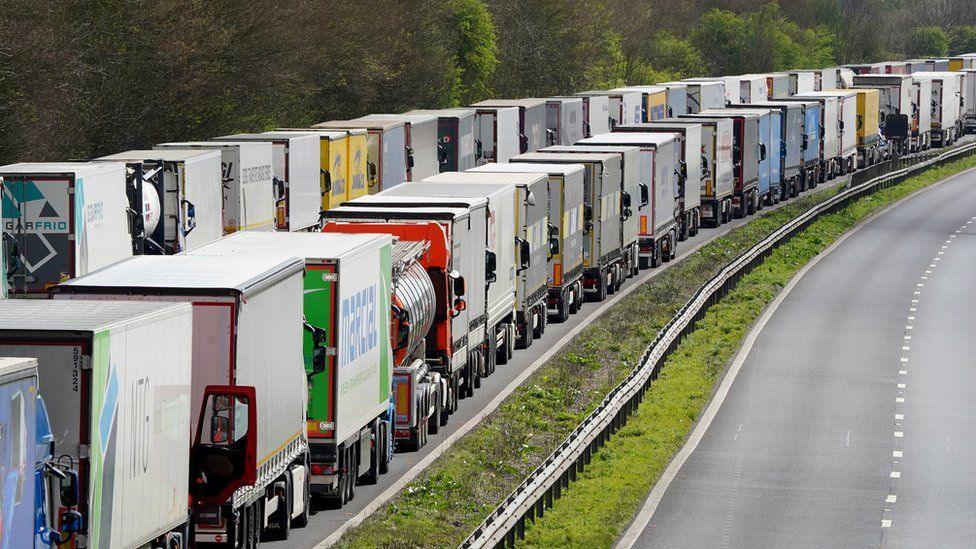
[[1, 0, 975, 164]]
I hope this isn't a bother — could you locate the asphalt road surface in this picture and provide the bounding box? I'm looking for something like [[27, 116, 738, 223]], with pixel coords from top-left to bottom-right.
[[629, 167, 976, 548], [274, 175, 852, 548]]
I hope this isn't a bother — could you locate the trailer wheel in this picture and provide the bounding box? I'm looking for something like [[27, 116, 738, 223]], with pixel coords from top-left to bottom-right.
[[429, 389, 442, 435], [553, 292, 571, 322], [245, 503, 259, 549], [364, 422, 381, 484], [533, 306, 547, 337], [515, 313, 532, 350], [593, 270, 609, 302]]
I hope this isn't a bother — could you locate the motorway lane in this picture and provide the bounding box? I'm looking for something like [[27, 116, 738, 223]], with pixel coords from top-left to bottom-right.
[[272, 176, 850, 548], [630, 168, 976, 548]]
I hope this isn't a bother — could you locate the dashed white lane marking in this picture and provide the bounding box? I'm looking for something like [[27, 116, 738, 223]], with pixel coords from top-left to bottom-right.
[[908, 316, 915, 320], [904, 335, 912, 340], [905, 325, 914, 330], [897, 383, 906, 389], [899, 370, 907, 375], [893, 450, 903, 458], [895, 414, 904, 420], [909, 307, 917, 312], [902, 345, 910, 350], [890, 471, 901, 479], [882, 519, 892, 528], [886, 495, 898, 503], [900, 357, 909, 362], [897, 397, 905, 403], [895, 431, 904, 438], [934, 257, 941, 261]]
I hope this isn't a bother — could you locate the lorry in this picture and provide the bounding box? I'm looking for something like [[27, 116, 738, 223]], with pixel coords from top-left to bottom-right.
[[467, 162, 585, 322], [354, 114, 440, 181], [913, 72, 964, 147], [556, 94, 609, 138], [470, 105, 521, 164], [0, 300, 194, 549], [681, 110, 762, 217], [275, 129, 352, 214], [96, 149, 223, 255], [323, 201, 483, 399], [576, 89, 643, 127], [768, 98, 823, 188], [794, 91, 858, 175], [852, 74, 915, 155], [685, 76, 742, 104], [611, 86, 668, 122], [0, 355, 81, 548], [657, 82, 689, 117], [580, 132, 682, 266], [155, 141, 275, 234], [788, 93, 842, 179], [961, 69, 976, 133], [852, 88, 883, 167], [53, 255, 311, 547], [911, 78, 934, 149], [212, 133, 321, 232], [724, 107, 779, 205], [0, 162, 132, 296], [744, 101, 805, 199], [511, 152, 629, 298], [788, 71, 817, 95], [739, 75, 768, 102], [765, 73, 790, 99], [406, 109, 479, 172], [313, 120, 408, 193], [470, 99, 548, 154], [681, 80, 727, 113], [616, 121, 706, 238], [185, 231, 410, 503], [545, 98, 585, 146]]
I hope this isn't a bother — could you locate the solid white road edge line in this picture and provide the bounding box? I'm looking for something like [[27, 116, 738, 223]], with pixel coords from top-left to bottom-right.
[[614, 164, 976, 549]]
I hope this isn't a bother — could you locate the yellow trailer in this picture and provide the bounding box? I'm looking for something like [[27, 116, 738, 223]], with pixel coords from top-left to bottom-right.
[[277, 129, 350, 212], [346, 129, 369, 201], [313, 120, 408, 196], [854, 88, 880, 147]]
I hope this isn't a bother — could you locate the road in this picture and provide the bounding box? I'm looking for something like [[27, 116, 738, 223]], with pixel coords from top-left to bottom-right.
[[624, 167, 976, 548], [274, 174, 852, 548]]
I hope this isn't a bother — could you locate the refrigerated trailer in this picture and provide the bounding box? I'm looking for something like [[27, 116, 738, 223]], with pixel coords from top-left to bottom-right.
[[961, 69, 976, 133], [788, 93, 842, 179], [467, 162, 585, 322], [912, 78, 934, 149], [53, 255, 311, 547], [407, 109, 478, 172], [545, 97, 585, 146], [470, 99, 548, 154], [276, 129, 353, 213], [576, 89, 643, 127], [686, 76, 742, 104], [314, 120, 408, 193], [0, 355, 81, 548], [512, 152, 628, 300], [213, 132, 321, 231], [740, 75, 768, 103], [0, 162, 131, 295], [723, 107, 779, 204], [611, 86, 668, 122], [557, 94, 609, 138], [155, 141, 275, 234], [657, 82, 689, 117], [323, 202, 481, 399], [615, 121, 705, 240], [471, 105, 521, 164], [354, 114, 440, 181], [852, 74, 914, 154], [185, 231, 402, 505], [852, 88, 883, 167], [681, 80, 727, 113], [0, 300, 194, 549], [681, 110, 761, 218], [743, 101, 805, 199], [97, 149, 223, 255], [913, 72, 964, 146], [788, 71, 817, 95], [765, 73, 790, 99]]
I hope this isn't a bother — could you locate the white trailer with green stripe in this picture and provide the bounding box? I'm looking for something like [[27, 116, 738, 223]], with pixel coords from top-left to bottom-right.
[[0, 299, 193, 549], [53, 255, 311, 547], [184, 231, 395, 506]]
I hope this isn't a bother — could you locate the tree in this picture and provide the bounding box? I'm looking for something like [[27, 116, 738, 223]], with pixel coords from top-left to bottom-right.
[[949, 26, 976, 55], [905, 26, 950, 57], [446, 0, 499, 104], [693, 8, 752, 75]]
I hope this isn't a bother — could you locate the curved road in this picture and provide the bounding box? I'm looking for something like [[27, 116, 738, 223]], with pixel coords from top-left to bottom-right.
[[624, 167, 976, 548], [273, 174, 852, 548]]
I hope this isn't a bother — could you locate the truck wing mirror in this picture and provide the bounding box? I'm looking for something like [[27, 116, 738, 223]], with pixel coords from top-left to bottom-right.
[[475, 139, 483, 161], [321, 168, 332, 194], [367, 161, 378, 187], [452, 298, 467, 314], [516, 237, 531, 271], [622, 191, 632, 208], [180, 198, 197, 236], [546, 128, 557, 146], [519, 134, 529, 154], [190, 386, 257, 504], [640, 183, 649, 207], [59, 508, 83, 537], [450, 270, 466, 296], [406, 146, 415, 169], [485, 251, 497, 283], [583, 203, 593, 221], [549, 237, 560, 257], [59, 467, 80, 508], [526, 189, 536, 207], [548, 222, 559, 236]]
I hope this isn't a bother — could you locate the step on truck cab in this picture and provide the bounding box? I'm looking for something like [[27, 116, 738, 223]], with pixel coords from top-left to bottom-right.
[[0, 355, 81, 548], [852, 74, 915, 155], [614, 121, 707, 240], [313, 120, 409, 194], [470, 99, 548, 154], [406, 109, 479, 172], [558, 94, 610, 138], [538, 145, 644, 276], [52, 255, 310, 547], [511, 152, 626, 301], [212, 133, 321, 232], [470, 105, 521, 165], [0, 300, 193, 549], [680, 110, 762, 217], [96, 149, 223, 255], [0, 162, 131, 296], [323, 202, 481, 401], [577, 133, 681, 267], [544, 97, 585, 146], [155, 141, 275, 234], [467, 162, 586, 323], [354, 114, 440, 182], [185, 231, 402, 507]]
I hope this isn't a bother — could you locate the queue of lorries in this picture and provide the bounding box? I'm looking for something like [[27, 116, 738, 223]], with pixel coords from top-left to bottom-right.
[[2, 53, 975, 548]]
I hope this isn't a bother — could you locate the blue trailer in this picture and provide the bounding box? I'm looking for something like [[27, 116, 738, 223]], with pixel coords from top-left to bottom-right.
[[742, 101, 806, 200], [788, 99, 823, 190], [0, 357, 81, 548], [728, 107, 783, 206]]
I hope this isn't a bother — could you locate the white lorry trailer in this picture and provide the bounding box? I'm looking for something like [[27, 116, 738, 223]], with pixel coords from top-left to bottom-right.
[[407, 109, 479, 172], [681, 80, 727, 113], [97, 149, 223, 254], [470, 105, 521, 164], [545, 97, 586, 146], [354, 114, 440, 181], [558, 94, 610, 137], [471, 99, 549, 154], [0, 299, 194, 549], [185, 231, 401, 506], [213, 133, 321, 231], [0, 162, 131, 296], [154, 141, 275, 234], [53, 255, 311, 547]]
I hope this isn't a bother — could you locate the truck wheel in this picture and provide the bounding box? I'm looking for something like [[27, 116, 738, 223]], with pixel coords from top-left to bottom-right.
[[364, 422, 381, 484], [429, 391, 441, 435], [533, 306, 547, 338], [497, 325, 511, 365], [473, 363, 482, 388], [515, 314, 532, 350], [243, 504, 257, 549], [264, 479, 291, 541], [593, 271, 608, 302], [553, 293, 570, 323]]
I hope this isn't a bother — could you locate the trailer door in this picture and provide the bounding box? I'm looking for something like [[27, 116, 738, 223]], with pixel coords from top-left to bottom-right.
[[2, 176, 73, 294]]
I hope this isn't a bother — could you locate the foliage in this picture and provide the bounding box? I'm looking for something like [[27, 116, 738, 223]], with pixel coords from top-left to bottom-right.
[[446, 0, 499, 105], [905, 26, 951, 57], [948, 25, 976, 55]]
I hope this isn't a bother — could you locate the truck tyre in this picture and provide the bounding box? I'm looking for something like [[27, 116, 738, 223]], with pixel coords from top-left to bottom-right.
[[515, 314, 532, 350], [291, 462, 310, 527], [497, 325, 511, 365], [533, 306, 547, 337], [264, 479, 291, 541], [607, 267, 617, 295], [593, 271, 608, 302], [429, 390, 441, 435], [553, 292, 570, 323], [243, 505, 255, 549], [364, 422, 381, 484]]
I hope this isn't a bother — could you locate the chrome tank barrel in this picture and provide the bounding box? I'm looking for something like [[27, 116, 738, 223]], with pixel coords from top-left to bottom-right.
[[392, 240, 435, 367]]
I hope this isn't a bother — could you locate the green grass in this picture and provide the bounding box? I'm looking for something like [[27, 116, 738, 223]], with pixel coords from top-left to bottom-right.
[[517, 155, 976, 548], [335, 155, 976, 549]]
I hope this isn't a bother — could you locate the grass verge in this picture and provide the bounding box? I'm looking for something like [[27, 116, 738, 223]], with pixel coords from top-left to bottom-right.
[[516, 155, 976, 548], [336, 155, 973, 549]]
